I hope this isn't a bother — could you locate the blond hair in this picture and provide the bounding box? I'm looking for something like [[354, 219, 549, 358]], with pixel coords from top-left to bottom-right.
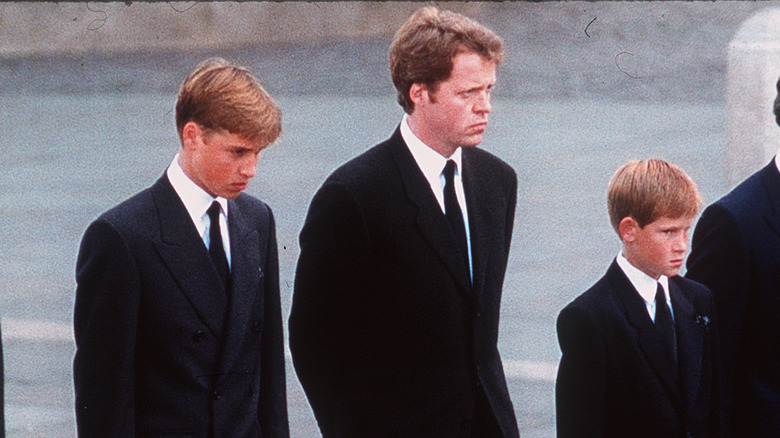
[[607, 159, 702, 234], [175, 58, 281, 147], [389, 6, 503, 114]]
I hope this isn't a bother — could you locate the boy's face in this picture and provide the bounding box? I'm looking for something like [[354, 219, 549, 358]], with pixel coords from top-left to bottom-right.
[[180, 121, 264, 199], [622, 215, 695, 279]]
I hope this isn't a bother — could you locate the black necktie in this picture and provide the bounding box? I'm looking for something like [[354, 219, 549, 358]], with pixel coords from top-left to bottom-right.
[[443, 160, 469, 273], [207, 201, 230, 295], [655, 282, 677, 372]]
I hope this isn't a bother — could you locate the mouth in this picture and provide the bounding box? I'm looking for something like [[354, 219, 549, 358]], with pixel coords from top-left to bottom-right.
[[470, 122, 488, 132]]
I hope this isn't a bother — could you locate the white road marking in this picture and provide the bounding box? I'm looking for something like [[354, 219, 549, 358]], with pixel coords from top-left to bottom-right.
[[1, 318, 73, 342], [2, 319, 559, 382]]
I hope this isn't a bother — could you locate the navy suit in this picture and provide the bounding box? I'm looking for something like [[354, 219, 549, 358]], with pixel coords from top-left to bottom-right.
[[289, 128, 520, 437], [74, 174, 288, 437], [556, 261, 722, 437], [687, 160, 780, 435]]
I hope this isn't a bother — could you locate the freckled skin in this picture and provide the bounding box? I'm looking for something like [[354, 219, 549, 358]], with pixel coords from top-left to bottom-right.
[[622, 215, 695, 279]]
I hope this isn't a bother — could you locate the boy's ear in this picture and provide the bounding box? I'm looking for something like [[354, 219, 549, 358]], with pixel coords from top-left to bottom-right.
[[618, 217, 639, 243], [181, 121, 204, 151]]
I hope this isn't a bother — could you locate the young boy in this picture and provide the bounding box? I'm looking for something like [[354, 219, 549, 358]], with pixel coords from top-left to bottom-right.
[[555, 159, 722, 437]]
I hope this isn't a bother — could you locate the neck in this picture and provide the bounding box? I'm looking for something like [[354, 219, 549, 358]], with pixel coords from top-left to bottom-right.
[[406, 114, 457, 158]]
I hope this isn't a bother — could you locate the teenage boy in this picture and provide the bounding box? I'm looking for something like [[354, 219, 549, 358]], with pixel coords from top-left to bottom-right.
[[555, 159, 722, 438], [74, 58, 289, 437]]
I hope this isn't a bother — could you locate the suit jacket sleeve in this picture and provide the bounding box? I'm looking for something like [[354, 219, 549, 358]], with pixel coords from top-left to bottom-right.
[[289, 179, 369, 429], [258, 209, 290, 438], [74, 219, 140, 437], [555, 305, 607, 438], [686, 203, 749, 424]]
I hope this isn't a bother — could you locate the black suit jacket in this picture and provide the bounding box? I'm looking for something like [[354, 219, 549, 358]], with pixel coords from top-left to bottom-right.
[[74, 174, 289, 438], [687, 160, 780, 435], [289, 128, 520, 438], [556, 261, 722, 438]]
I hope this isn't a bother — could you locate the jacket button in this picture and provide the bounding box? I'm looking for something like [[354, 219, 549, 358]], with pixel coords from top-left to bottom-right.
[[252, 322, 262, 333], [213, 390, 222, 400], [193, 330, 205, 342]]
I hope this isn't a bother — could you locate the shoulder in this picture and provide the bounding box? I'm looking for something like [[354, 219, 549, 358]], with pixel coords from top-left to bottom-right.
[[670, 276, 712, 304], [328, 137, 397, 187], [709, 164, 773, 220], [233, 192, 272, 219], [559, 274, 617, 325], [464, 147, 516, 183], [311, 135, 404, 211], [557, 279, 615, 351], [93, 185, 158, 235], [671, 275, 710, 294]]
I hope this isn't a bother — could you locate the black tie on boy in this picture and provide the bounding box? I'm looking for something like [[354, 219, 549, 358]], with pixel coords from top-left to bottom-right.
[[655, 282, 677, 376], [208, 201, 231, 296]]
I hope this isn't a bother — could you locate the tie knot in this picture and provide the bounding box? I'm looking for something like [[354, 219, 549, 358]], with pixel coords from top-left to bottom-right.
[[443, 160, 457, 183], [655, 282, 665, 303], [207, 201, 222, 221]]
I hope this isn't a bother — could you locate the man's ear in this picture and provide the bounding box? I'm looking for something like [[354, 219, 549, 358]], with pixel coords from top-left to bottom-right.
[[618, 216, 639, 243], [409, 83, 427, 107]]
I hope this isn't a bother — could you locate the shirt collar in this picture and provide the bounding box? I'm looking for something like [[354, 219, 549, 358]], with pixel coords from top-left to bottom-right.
[[167, 153, 228, 223], [616, 251, 670, 306], [400, 113, 463, 181]]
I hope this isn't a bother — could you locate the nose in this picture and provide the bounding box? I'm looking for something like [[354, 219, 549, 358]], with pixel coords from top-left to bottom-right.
[[240, 153, 259, 179], [475, 91, 492, 114], [673, 232, 688, 253]]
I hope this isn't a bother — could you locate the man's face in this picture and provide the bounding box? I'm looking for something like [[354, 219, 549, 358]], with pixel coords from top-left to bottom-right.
[[409, 51, 497, 157], [181, 122, 263, 199], [624, 215, 695, 279]]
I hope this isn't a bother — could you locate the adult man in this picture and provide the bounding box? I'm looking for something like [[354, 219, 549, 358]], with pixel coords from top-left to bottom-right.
[[74, 58, 288, 437], [686, 76, 780, 435], [289, 7, 520, 438]]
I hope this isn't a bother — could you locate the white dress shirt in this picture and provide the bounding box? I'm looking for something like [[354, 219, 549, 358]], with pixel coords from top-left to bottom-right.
[[400, 114, 472, 278], [616, 252, 672, 322], [167, 154, 232, 269]]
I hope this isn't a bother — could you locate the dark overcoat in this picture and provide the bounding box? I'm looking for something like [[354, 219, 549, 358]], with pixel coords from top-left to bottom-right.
[[289, 128, 520, 438]]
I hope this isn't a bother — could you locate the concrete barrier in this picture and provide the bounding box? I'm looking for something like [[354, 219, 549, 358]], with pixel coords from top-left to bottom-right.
[[726, 7, 780, 187], [0, 2, 484, 57]]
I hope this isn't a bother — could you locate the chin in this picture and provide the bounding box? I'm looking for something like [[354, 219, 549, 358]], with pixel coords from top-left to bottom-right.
[[461, 138, 482, 148]]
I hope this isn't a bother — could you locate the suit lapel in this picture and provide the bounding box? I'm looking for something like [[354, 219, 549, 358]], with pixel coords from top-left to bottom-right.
[[607, 261, 682, 404], [151, 175, 228, 339], [388, 129, 472, 294], [217, 198, 262, 375], [670, 279, 704, 415], [462, 150, 496, 298]]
